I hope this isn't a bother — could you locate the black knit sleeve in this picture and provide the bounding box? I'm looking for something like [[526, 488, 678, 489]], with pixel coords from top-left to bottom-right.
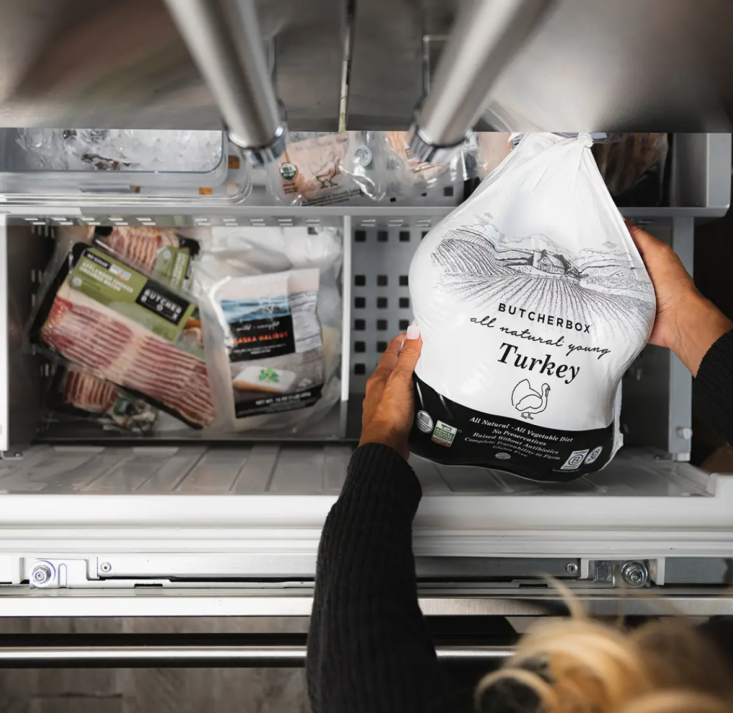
[[306, 443, 448, 713], [694, 329, 733, 446]]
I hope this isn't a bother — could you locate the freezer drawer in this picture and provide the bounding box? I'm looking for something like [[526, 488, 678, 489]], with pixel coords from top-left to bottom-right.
[[0, 444, 732, 587], [0, 213, 701, 458], [0, 134, 729, 616]]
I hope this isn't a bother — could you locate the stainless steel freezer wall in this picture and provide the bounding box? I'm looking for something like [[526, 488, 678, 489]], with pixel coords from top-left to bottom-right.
[[350, 0, 733, 133], [3, 1, 733, 134], [0, 0, 344, 132]]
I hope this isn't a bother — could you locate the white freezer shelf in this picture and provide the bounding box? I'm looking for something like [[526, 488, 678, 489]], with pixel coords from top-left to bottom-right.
[[0, 444, 711, 497], [0, 445, 731, 561]]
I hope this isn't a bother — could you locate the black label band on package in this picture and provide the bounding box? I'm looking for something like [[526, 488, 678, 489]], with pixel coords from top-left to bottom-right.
[[409, 374, 615, 483], [234, 384, 323, 418], [228, 315, 296, 362]]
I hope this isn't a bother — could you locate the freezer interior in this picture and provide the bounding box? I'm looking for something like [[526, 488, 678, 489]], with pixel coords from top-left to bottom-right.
[[0, 133, 732, 597]]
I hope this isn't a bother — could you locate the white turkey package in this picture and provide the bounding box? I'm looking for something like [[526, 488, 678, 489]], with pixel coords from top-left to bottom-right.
[[408, 133, 656, 482], [194, 227, 342, 433]]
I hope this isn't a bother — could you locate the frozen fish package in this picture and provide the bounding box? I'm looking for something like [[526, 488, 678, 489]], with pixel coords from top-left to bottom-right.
[[208, 269, 326, 423]]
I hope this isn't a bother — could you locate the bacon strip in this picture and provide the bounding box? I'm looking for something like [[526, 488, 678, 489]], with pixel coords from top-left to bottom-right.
[[64, 367, 119, 413], [42, 284, 215, 428]]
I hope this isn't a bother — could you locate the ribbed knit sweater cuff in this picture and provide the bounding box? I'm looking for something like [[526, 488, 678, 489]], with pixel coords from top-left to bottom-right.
[[343, 443, 423, 520], [695, 329, 733, 443]]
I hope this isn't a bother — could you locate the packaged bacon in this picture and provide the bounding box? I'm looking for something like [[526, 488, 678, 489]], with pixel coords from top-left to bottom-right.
[[31, 242, 214, 429], [48, 365, 157, 434], [93, 226, 201, 289]]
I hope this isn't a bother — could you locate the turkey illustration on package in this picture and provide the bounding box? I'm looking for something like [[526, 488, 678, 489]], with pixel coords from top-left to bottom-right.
[[408, 133, 656, 482]]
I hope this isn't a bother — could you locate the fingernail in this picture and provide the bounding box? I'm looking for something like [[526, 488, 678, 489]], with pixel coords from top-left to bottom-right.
[[406, 324, 420, 341]]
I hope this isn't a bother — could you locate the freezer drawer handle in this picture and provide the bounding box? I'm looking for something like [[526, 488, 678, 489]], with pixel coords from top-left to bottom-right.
[[0, 634, 514, 668]]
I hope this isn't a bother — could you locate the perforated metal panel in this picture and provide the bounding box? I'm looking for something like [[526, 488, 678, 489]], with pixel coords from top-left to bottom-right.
[[349, 217, 436, 391]]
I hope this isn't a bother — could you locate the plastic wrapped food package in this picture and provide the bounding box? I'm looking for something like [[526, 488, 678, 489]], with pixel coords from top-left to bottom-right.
[[42, 226, 204, 431], [14, 129, 224, 174], [383, 131, 459, 195], [408, 133, 655, 482], [193, 226, 343, 433], [93, 226, 201, 289], [382, 131, 513, 198], [31, 241, 214, 429], [48, 364, 158, 434], [268, 132, 363, 206], [338, 132, 394, 202], [465, 132, 514, 179]]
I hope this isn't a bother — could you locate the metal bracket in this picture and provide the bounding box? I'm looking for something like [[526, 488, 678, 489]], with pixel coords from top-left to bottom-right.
[[26, 559, 96, 589], [588, 559, 653, 588]]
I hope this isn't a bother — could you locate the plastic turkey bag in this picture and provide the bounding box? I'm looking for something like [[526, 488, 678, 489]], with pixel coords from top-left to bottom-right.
[[408, 133, 656, 482]]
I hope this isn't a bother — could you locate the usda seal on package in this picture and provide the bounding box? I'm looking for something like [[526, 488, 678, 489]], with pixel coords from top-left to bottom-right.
[[408, 133, 656, 482]]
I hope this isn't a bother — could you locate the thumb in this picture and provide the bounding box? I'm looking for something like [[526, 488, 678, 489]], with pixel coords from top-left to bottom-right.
[[392, 326, 422, 378], [625, 218, 664, 262]]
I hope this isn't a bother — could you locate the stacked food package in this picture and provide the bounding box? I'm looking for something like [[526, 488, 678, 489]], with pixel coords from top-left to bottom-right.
[[267, 131, 670, 206], [32, 225, 343, 437]]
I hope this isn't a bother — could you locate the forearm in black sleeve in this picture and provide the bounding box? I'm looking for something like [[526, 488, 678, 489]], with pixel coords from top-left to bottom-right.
[[307, 443, 448, 713], [694, 329, 733, 445]]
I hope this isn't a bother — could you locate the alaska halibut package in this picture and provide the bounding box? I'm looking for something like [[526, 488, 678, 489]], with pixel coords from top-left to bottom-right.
[[408, 133, 656, 481]]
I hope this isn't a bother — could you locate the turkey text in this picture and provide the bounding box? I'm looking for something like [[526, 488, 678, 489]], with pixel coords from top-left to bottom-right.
[[497, 342, 580, 384]]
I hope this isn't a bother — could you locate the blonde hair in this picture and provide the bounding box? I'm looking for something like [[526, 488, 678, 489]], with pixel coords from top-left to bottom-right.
[[476, 591, 733, 713]]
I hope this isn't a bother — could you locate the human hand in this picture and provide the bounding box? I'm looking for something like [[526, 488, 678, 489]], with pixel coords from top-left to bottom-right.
[[359, 327, 423, 460], [626, 220, 732, 376]]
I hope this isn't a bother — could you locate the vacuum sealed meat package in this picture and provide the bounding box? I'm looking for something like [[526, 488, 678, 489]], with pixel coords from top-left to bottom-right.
[[31, 243, 214, 429], [408, 133, 656, 482], [48, 365, 157, 434], [268, 133, 362, 206], [204, 269, 327, 426], [42, 227, 203, 430], [194, 226, 342, 433], [94, 226, 201, 289]]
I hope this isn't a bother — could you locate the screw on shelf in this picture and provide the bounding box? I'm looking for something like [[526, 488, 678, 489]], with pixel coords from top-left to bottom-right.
[[565, 563, 579, 575], [100, 562, 112, 574], [620, 561, 649, 588], [30, 562, 55, 587]]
